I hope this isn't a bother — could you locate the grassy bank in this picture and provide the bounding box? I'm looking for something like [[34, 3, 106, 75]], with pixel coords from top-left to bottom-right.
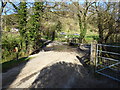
[[2, 57, 31, 73]]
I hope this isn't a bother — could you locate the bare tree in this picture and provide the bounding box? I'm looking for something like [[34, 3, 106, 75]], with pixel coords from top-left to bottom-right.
[[93, 2, 119, 43], [70, 1, 95, 43], [0, 0, 7, 15]]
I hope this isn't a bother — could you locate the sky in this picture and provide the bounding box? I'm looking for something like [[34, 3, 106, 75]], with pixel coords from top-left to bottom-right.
[[1, 0, 119, 15], [2, 0, 79, 15]]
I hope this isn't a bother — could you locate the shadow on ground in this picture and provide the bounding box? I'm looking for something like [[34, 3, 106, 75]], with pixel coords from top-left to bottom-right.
[[2, 59, 29, 89], [30, 40, 52, 55], [30, 61, 88, 88], [30, 61, 119, 88], [2, 40, 53, 88]]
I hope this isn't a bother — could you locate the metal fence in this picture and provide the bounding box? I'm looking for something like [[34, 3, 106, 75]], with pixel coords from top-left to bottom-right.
[[95, 44, 120, 82]]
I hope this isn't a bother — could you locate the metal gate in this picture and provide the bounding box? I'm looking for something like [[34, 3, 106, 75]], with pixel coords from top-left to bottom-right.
[[95, 44, 120, 82]]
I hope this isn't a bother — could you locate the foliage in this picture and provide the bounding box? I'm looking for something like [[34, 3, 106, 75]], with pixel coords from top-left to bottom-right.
[[1, 1, 119, 64], [27, 2, 44, 50], [90, 2, 119, 43], [56, 21, 62, 32], [2, 14, 19, 30], [18, 1, 27, 38], [2, 32, 27, 63]]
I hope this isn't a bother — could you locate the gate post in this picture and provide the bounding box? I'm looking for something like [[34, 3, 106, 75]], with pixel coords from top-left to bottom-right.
[[90, 40, 97, 73], [90, 41, 97, 65]]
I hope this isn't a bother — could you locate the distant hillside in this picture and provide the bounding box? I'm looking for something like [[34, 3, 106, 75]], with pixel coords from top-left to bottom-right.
[[2, 11, 98, 36]]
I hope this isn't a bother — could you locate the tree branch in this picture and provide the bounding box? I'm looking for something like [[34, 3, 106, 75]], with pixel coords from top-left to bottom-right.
[[8, 1, 19, 12]]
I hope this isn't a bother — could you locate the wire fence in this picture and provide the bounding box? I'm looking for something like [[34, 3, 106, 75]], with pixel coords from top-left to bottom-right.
[[95, 44, 120, 82]]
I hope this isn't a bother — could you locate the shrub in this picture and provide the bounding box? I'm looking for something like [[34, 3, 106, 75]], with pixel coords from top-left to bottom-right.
[[2, 32, 27, 63]]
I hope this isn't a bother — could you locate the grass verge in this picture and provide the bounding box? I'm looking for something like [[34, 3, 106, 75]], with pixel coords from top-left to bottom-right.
[[2, 57, 31, 73]]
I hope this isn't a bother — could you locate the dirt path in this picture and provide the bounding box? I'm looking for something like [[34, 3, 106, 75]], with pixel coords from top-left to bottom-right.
[[2, 42, 85, 88], [2, 42, 119, 88]]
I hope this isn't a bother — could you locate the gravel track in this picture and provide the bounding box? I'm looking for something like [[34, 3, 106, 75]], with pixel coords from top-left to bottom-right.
[[2, 45, 83, 88], [2, 42, 119, 88]]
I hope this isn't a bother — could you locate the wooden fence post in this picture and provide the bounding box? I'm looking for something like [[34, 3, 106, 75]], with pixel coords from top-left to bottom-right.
[[90, 40, 97, 74], [90, 40, 97, 65]]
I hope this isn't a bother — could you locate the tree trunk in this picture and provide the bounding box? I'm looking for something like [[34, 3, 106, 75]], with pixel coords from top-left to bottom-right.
[[104, 32, 112, 43], [98, 13, 104, 44], [52, 31, 55, 41], [98, 26, 104, 43]]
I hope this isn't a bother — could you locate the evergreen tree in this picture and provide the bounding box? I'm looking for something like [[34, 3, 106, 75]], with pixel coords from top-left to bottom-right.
[[27, 2, 44, 50], [18, 1, 28, 50]]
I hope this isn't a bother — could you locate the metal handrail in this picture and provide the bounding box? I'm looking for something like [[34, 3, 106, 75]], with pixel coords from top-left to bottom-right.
[[96, 71, 120, 82], [96, 44, 120, 82], [97, 62, 120, 72], [97, 44, 120, 48], [97, 56, 119, 62], [97, 50, 120, 56]]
